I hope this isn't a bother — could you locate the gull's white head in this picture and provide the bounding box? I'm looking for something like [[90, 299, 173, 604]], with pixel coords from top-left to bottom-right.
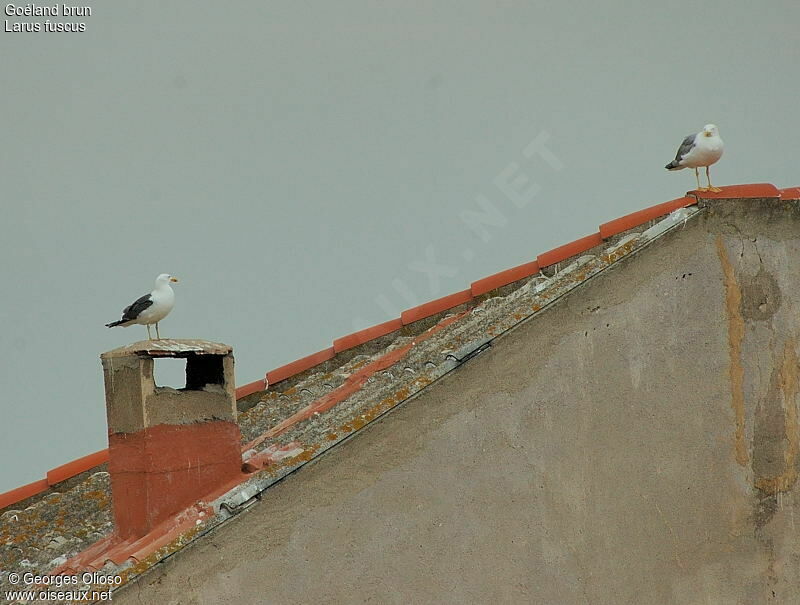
[[155, 273, 179, 286], [702, 124, 719, 138]]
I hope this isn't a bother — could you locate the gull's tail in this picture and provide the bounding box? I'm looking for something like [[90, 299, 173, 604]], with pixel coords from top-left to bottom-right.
[[105, 320, 125, 328], [665, 160, 682, 170]]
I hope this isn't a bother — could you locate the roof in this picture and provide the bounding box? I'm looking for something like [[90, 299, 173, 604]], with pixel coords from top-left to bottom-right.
[[1, 183, 796, 599], [110, 191, 800, 603]]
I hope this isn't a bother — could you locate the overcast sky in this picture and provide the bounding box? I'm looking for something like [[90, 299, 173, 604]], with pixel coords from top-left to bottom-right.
[[1, 1, 798, 492]]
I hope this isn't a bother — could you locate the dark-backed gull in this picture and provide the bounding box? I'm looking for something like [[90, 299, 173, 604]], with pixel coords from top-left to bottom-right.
[[105, 273, 179, 340], [665, 124, 724, 191]]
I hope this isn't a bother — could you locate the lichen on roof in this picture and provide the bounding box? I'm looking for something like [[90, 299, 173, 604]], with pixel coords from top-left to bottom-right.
[[0, 472, 113, 589]]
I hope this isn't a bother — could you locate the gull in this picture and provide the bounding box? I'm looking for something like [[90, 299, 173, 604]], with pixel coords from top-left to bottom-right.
[[105, 273, 179, 340], [665, 124, 724, 192]]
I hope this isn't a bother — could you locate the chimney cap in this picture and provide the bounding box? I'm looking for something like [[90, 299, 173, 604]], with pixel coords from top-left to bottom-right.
[[101, 339, 232, 360]]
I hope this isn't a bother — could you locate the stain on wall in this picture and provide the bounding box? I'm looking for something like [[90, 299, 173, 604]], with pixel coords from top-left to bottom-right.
[[740, 265, 782, 322], [716, 234, 800, 500], [715, 235, 749, 466], [754, 338, 800, 497]]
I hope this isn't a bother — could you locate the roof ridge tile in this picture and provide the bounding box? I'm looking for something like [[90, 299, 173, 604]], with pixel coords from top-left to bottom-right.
[[333, 318, 403, 353], [0, 478, 49, 510], [780, 187, 800, 200], [266, 347, 336, 386], [400, 289, 474, 325], [537, 232, 603, 269], [688, 183, 780, 199], [471, 260, 540, 297], [235, 378, 268, 400], [46, 449, 109, 486], [599, 196, 695, 239]]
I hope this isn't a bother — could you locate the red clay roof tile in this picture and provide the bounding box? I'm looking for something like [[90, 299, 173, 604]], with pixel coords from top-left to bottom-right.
[[235, 378, 267, 399], [689, 183, 780, 199], [600, 196, 695, 240], [267, 347, 336, 385], [124, 513, 204, 565], [471, 260, 540, 297], [46, 449, 109, 486], [537, 232, 603, 269], [333, 318, 403, 353], [0, 478, 49, 510], [780, 187, 800, 200], [401, 289, 473, 325]]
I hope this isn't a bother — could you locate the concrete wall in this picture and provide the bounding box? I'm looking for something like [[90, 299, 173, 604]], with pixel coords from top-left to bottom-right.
[[116, 200, 800, 604]]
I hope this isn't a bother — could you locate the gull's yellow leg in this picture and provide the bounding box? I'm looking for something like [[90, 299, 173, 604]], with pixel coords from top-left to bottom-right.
[[706, 166, 722, 192], [695, 168, 708, 192], [146, 324, 153, 340], [156, 323, 161, 340]]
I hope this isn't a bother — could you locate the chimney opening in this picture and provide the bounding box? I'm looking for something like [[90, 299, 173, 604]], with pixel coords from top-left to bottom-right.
[[153, 358, 187, 389], [185, 354, 225, 391], [152, 355, 225, 391]]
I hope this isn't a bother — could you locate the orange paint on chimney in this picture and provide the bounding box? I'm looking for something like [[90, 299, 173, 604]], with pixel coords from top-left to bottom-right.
[[100, 340, 245, 539]]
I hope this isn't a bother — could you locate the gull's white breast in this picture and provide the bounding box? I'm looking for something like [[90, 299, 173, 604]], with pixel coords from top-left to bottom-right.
[[681, 134, 724, 168], [137, 288, 175, 325]]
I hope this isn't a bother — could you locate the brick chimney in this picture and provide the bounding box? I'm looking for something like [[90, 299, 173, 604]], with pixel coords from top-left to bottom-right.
[[100, 340, 244, 538]]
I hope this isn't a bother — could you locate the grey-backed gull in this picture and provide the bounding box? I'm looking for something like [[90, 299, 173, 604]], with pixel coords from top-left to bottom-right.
[[105, 273, 179, 340], [665, 124, 724, 192]]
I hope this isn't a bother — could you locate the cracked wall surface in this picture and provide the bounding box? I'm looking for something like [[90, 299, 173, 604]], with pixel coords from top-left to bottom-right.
[[106, 199, 800, 603]]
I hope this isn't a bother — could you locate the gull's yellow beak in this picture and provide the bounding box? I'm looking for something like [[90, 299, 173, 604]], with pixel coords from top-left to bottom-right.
[[703, 131, 712, 137], [170, 276, 179, 283]]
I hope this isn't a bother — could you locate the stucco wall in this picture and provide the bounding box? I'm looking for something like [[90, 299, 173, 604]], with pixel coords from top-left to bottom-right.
[[116, 200, 800, 604]]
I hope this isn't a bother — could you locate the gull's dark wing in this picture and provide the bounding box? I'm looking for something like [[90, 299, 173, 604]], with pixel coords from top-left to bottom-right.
[[673, 134, 696, 162], [120, 294, 154, 322]]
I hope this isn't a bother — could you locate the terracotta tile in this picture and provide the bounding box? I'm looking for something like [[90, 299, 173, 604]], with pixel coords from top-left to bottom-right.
[[0, 478, 49, 509], [88, 515, 192, 569], [124, 514, 201, 565], [46, 449, 110, 486], [267, 347, 336, 385], [235, 378, 267, 400], [242, 444, 304, 473], [96, 539, 139, 569], [401, 289, 473, 325], [780, 187, 800, 200], [333, 318, 403, 353], [471, 261, 540, 297], [688, 183, 780, 199], [600, 196, 695, 239], [537, 233, 603, 269]]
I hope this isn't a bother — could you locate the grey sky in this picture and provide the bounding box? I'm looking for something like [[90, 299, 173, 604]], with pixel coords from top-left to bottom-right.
[[1, 1, 798, 492]]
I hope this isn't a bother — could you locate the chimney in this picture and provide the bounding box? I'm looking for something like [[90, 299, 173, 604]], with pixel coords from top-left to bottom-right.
[[100, 340, 244, 539]]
